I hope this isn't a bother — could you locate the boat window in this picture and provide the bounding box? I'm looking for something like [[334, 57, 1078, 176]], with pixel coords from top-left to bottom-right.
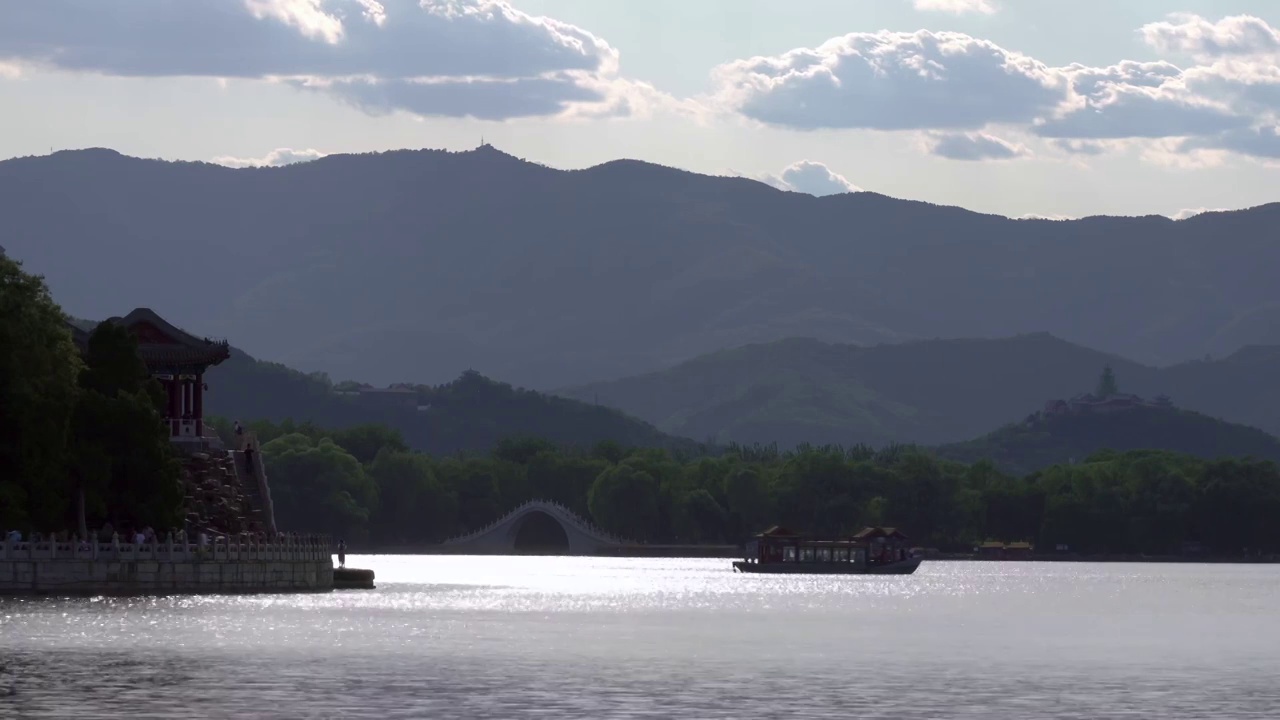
[[783, 546, 796, 562], [835, 548, 849, 562], [817, 547, 831, 562], [800, 547, 815, 562], [854, 549, 865, 563]]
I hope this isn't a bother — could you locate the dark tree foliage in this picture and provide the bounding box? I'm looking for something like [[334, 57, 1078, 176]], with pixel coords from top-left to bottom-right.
[[0, 257, 179, 533], [0, 255, 81, 530], [213, 416, 1280, 557], [72, 322, 181, 531]]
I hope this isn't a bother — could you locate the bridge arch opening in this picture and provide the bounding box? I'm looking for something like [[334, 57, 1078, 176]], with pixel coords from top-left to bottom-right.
[[512, 510, 571, 554]]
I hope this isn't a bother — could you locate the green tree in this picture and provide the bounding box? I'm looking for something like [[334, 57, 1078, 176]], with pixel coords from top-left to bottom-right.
[[1095, 364, 1119, 397], [261, 433, 378, 539], [723, 465, 770, 539], [588, 463, 660, 540], [71, 322, 181, 532], [0, 255, 81, 530], [368, 448, 457, 543], [328, 424, 409, 465]]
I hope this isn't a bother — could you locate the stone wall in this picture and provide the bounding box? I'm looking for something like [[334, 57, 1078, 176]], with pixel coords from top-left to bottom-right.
[[0, 536, 333, 595]]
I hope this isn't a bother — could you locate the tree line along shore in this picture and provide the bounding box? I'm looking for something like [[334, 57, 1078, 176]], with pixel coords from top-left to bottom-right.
[[4, 253, 1280, 558]]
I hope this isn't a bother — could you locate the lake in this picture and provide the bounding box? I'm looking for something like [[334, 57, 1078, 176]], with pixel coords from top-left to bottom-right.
[[3, 557, 1279, 718]]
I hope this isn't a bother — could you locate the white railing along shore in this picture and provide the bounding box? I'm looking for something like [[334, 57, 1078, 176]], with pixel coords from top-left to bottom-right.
[[1, 533, 332, 563]]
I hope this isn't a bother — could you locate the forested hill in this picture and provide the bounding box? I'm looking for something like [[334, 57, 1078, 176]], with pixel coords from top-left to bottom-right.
[[936, 405, 1280, 476], [201, 348, 702, 455], [5, 147, 1280, 388], [558, 334, 1280, 447]]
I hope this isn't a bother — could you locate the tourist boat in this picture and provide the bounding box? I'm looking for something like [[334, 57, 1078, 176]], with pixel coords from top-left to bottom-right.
[[732, 525, 923, 575]]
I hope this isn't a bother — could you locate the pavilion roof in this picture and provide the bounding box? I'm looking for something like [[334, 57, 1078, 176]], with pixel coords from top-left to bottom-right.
[[68, 308, 230, 368]]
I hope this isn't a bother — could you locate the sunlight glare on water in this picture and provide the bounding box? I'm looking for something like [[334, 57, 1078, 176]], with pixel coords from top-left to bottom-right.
[[3, 557, 1280, 719]]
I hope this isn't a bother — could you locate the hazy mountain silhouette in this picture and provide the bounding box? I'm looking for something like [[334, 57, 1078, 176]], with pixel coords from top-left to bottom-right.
[[558, 334, 1280, 446], [6, 146, 1280, 388], [204, 347, 700, 455], [936, 405, 1280, 476]]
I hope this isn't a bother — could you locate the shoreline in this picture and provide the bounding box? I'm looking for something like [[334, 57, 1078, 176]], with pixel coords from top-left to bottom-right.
[[359, 546, 1280, 564]]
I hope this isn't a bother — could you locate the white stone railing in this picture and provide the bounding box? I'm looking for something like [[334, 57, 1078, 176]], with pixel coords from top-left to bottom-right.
[[441, 499, 628, 546], [1, 534, 332, 563]]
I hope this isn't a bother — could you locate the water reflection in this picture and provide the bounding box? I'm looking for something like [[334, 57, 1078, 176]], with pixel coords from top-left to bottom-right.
[[3, 558, 1279, 718]]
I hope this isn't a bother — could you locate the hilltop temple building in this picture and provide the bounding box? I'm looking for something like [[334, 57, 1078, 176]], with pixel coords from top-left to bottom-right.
[[68, 309, 231, 443], [68, 309, 275, 534]]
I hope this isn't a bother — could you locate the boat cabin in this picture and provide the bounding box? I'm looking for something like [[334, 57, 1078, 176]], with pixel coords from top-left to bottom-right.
[[742, 526, 912, 568]]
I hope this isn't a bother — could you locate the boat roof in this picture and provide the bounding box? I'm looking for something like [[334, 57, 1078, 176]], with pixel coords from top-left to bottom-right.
[[852, 526, 910, 541]]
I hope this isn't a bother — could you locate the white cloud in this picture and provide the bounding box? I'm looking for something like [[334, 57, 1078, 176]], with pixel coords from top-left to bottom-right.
[[710, 30, 1069, 132], [1016, 213, 1073, 221], [758, 160, 861, 196], [706, 15, 1280, 164], [912, 0, 997, 15], [211, 147, 328, 168], [0, 60, 20, 79], [0, 0, 655, 120], [1033, 60, 1247, 140], [1052, 139, 1111, 156], [1170, 207, 1230, 220], [1142, 13, 1280, 61], [926, 131, 1029, 160]]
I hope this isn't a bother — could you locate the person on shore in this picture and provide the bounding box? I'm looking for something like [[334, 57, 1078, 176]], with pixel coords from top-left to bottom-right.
[[337, 539, 347, 568], [244, 441, 255, 473]]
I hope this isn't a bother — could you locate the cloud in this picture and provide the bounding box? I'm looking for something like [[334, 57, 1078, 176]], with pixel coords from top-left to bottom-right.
[[926, 131, 1029, 160], [912, 0, 997, 15], [1052, 139, 1110, 155], [1142, 13, 1280, 60], [0, 60, 20, 79], [1016, 213, 1073, 221], [1033, 60, 1247, 140], [707, 15, 1280, 164], [710, 30, 1070, 131], [0, 0, 655, 120], [1181, 126, 1280, 159], [211, 147, 328, 168], [1170, 207, 1230, 220], [758, 160, 861, 196]]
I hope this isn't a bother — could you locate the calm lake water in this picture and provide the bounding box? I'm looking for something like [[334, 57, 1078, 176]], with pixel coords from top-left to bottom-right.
[[3, 557, 1279, 719]]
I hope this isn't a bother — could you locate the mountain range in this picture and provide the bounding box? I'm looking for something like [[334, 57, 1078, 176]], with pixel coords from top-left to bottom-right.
[[558, 334, 1280, 447], [5, 146, 1280, 390]]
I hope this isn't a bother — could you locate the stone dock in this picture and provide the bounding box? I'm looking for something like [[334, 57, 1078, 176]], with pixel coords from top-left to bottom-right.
[[0, 535, 333, 596]]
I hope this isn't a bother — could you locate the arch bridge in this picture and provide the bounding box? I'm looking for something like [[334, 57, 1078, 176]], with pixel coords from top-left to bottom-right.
[[441, 500, 628, 555]]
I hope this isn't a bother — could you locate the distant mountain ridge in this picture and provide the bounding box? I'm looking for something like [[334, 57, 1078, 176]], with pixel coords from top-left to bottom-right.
[[5, 146, 1280, 387], [936, 405, 1280, 476], [558, 334, 1280, 447]]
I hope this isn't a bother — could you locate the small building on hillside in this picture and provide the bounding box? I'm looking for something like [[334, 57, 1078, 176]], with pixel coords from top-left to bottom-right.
[[355, 386, 419, 410], [68, 309, 231, 445]]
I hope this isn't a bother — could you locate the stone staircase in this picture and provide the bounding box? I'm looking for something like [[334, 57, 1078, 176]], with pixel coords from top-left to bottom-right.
[[229, 449, 275, 534], [179, 450, 264, 535]]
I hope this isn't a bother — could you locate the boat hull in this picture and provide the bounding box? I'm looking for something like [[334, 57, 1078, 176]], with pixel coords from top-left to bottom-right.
[[732, 558, 923, 575]]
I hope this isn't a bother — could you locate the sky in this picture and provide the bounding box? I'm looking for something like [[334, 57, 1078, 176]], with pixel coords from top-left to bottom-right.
[[2, 0, 1280, 218]]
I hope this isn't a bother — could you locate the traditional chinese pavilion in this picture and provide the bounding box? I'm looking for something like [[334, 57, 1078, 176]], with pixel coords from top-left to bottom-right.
[[68, 308, 231, 443]]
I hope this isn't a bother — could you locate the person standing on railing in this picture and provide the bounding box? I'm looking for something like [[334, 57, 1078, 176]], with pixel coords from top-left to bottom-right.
[[337, 539, 347, 568]]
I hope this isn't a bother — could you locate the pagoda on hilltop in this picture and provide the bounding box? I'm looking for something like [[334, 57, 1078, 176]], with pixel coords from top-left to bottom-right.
[[68, 309, 231, 444]]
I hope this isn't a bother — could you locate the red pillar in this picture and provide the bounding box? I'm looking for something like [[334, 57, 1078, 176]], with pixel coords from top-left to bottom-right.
[[194, 373, 204, 437], [168, 378, 180, 436]]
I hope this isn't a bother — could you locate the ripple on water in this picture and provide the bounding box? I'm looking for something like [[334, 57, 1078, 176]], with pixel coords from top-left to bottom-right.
[[3, 557, 1280, 718]]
